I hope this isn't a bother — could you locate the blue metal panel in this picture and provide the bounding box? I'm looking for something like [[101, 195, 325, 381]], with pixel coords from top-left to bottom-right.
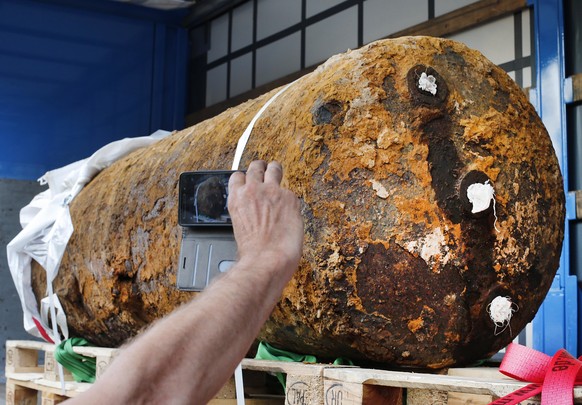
[[529, 0, 578, 355], [151, 23, 168, 132], [162, 25, 189, 130], [34, 0, 190, 25], [0, 0, 188, 180]]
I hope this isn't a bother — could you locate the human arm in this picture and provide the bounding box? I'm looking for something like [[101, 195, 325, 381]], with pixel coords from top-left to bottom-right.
[[65, 160, 304, 404]]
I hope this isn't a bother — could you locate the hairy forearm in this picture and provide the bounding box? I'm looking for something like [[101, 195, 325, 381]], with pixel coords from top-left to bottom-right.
[[68, 255, 295, 404]]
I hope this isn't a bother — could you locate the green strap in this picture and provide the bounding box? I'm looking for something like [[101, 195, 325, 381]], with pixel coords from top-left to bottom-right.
[[254, 342, 353, 390], [54, 337, 97, 383], [332, 356, 354, 366]]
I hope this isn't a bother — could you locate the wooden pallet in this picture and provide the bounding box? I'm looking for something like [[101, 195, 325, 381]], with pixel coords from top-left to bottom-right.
[[5, 340, 350, 405], [235, 358, 358, 405], [5, 339, 119, 405], [323, 366, 582, 405], [7, 340, 582, 404]]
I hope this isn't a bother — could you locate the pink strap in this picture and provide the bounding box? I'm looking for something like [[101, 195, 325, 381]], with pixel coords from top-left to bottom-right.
[[542, 350, 582, 404], [488, 343, 582, 405], [32, 316, 54, 344]]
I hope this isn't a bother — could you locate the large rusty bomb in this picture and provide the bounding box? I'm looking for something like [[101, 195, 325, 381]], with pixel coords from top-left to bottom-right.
[[32, 36, 564, 369]]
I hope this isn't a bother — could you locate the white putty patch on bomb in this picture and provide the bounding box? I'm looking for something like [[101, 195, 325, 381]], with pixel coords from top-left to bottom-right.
[[418, 72, 437, 95], [487, 296, 518, 335], [467, 180, 494, 213], [467, 180, 500, 232]]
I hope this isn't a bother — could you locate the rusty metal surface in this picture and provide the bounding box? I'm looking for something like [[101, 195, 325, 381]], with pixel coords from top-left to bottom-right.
[[32, 37, 564, 369]]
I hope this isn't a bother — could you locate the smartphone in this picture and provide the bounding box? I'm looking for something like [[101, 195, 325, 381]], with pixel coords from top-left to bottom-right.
[[177, 170, 240, 291], [178, 170, 239, 227]]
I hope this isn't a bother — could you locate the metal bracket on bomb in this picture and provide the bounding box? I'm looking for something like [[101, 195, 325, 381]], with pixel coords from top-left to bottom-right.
[[176, 170, 240, 291]]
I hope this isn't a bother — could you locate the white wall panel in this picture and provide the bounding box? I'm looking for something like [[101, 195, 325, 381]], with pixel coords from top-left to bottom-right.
[[435, 0, 479, 17], [363, 0, 426, 45], [522, 8, 531, 57], [230, 52, 253, 97], [206, 63, 227, 105], [306, 0, 345, 18], [256, 32, 301, 86], [232, 1, 254, 52], [448, 14, 515, 65], [257, 0, 301, 40], [522, 66, 532, 88], [207, 13, 229, 63], [306, 6, 358, 67]]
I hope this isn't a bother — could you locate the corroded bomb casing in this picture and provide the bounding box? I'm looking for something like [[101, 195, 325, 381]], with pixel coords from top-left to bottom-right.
[[32, 36, 564, 369]]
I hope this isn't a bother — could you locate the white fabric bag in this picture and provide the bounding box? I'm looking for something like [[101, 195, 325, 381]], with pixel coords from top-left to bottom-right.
[[7, 130, 170, 342]]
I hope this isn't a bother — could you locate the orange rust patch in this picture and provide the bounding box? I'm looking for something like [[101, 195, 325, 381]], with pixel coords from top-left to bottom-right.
[[408, 317, 425, 333]]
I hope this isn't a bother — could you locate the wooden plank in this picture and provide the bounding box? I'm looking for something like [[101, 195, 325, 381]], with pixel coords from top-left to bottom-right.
[[446, 367, 537, 404], [575, 73, 582, 103], [447, 366, 508, 380], [40, 391, 68, 405], [6, 380, 37, 405], [408, 388, 448, 405], [324, 367, 582, 400], [446, 368, 499, 405], [72, 346, 120, 379], [5, 341, 44, 374], [6, 340, 117, 381], [567, 73, 582, 103], [71, 345, 119, 358], [326, 368, 516, 397], [322, 379, 402, 405], [241, 358, 355, 405], [241, 359, 329, 375], [43, 349, 74, 382], [6, 378, 91, 399], [286, 373, 324, 405], [447, 391, 493, 405], [6, 340, 49, 351], [5, 371, 45, 383], [389, 0, 528, 39], [323, 380, 365, 405], [446, 389, 542, 405]]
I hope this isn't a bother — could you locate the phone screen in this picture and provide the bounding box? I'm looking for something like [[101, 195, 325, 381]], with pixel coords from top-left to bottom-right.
[[178, 171, 238, 226]]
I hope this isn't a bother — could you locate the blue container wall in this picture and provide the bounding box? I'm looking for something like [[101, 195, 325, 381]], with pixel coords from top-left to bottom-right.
[[529, 0, 580, 356], [0, 0, 188, 381], [0, 0, 188, 180]]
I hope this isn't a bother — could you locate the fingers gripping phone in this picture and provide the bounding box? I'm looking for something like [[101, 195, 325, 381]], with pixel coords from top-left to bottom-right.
[[176, 171, 239, 291]]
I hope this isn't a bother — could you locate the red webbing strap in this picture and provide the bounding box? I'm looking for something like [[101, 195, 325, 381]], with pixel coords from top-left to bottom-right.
[[500, 342, 551, 381], [33, 316, 54, 344], [488, 343, 582, 405], [542, 350, 582, 404], [488, 383, 542, 405]]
